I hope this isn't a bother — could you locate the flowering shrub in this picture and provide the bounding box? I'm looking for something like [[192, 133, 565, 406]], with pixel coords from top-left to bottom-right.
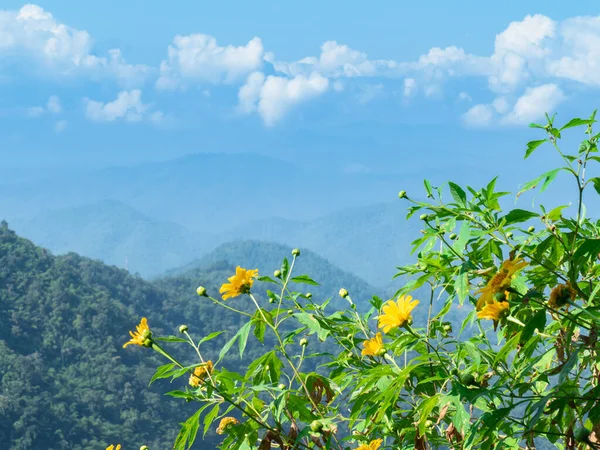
[[121, 111, 600, 450]]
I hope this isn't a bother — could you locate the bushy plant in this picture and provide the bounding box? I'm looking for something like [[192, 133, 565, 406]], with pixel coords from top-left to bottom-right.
[[119, 111, 600, 450]]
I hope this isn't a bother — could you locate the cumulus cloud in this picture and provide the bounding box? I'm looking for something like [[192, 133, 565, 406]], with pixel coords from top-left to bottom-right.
[[238, 72, 329, 126], [84, 90, 161, 123], [461, 104, 495, 127], [403, 78, 417, 98], [502, 84, 565, 125], [0, 4, 149, 86], [156, 34, 264, 89]]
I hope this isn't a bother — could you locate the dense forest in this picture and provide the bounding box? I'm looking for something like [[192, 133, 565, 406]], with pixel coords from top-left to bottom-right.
[[0, 222, 383, 449]]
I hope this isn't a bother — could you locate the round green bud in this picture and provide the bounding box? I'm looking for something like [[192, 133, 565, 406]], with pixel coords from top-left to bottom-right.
[[424, 420, 434, 429], [398, 190, 407, 199], [527, 226, 535, 233], [300, 338, 308, 347], [310, 420, 324, 433], [277, 383, 286, 390], [376, 348, 387, 356], [574, 427, 591, 443], [506, 232, 513, 239], [274, 269, 282, 278], [269, 297, 275, 304], [347, 352, 354, 358], [178, 325, 188, 334], [196, 286, 207, 297], [449, 233, 457, 240], [140, 446, 149, 450], [494, 292, 506, 302], [419, 213, 428, 221], [292, 248, 301, 257], [460, 373, 477, 386], [443, 324, 452, 333], [287, 309, 294, 315], [305, 292, 312, 299], [339, 288, 349, 298]]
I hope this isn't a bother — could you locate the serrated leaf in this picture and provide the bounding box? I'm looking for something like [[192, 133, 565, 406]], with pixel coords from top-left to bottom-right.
[[203, 404, 220, 437], [290, 275, 320, 286], [149, 363, 176, 386], [502, 209, 539, 225], [448, 182, 467, 207], [199, 331, 225, 346], [559, 118, 589, 131], [525, 139, 547, 159], [237, 321, 253, 359]]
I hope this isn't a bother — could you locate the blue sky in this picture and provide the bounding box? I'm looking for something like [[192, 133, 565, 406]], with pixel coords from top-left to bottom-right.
[[1, 1, 600, 178]]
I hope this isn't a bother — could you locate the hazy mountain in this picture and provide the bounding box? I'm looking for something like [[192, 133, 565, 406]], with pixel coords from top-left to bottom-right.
[[9, 200, 211, 277]]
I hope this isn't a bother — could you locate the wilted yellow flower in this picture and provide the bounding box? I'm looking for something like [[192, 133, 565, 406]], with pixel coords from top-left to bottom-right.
[[476, 258, 527, 310], [219, 266, 259, 300], [361, 332, 384, 357], [123, 317, 151, 348], [216, 417, 239, 434], [378, 295, 419, 333], [548, 283, 576, 309], [356, 439, 383, 450], [477, 299, 510, 321], [189, 361, 214, 387], [106, 445, 121, 450]]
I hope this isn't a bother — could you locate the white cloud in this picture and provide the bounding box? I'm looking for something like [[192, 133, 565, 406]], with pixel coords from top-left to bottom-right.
[[403, 78, 417, 97], [461, 104, 495, 127], [458, 92, 472, 102], [156, 34, 263, 89], [332, 80, 344, 92], [46, 95, 61, 114], [502, 84, 565, 125], [84, 90, 161, 123], [0, 4, 149, 86], [492, 96, 509, 114], [238, 71, 329, 126]]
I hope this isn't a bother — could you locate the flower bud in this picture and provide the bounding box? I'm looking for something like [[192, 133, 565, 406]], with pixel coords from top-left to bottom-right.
[[140, 446, 149, 450], [339, 288, 349, 298], [398, 190, 407, 199], [196, 286, 207, 297], [449, 233, 457, 240], [305, 292, 313, 299], [424, 420, 434, 429], [178, 325, 188, 334], [527, 226, 535, 233], [310, 420, 323, 433], [376, 348, 387, 356], [300, 338, 308, 347], [274, 269, 282, 278], [277, 383, 286, 390], [292, 248, 301, 257], [419, 213, 428, 221], [506, 232, 513, 238]]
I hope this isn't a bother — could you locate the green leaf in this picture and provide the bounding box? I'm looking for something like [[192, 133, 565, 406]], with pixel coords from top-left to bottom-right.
[[417, 395, 440, 437], [257, 275, 278, 284], [502, 209, 539, 225], [154, 336, 189, 343], [218, 321, 251, 363], [281, 257, 290, 280], [198, 331, 225, 346], [203, 404, 220, 437], [149, 363, 176, 386], [238, 321, 253, 359], [290, 275, 320, 286], [517, 168, 563, 197], [559, 118, 589, 131], [547, 205, 569, 222], [294, 312, 330, 341], [448, 182, 467, 207], [525, 139, 547, 159], [520, 309, 547, 346], [588, 177, 600, 196], [424, 179, 434, 198], [173, 407, 206, 450], [455, 265, 469, 306]]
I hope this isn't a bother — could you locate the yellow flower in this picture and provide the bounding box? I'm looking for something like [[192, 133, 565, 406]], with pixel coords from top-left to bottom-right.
[[549, 282, 576, 309], [106, 445, 121, 450], [123, 317, 152, 348], [219, 266, 259, 300], [476, 258, 527, 310], [356, 439, 383, 450], [378, 295, 419, 333], [477, 299, 510, 321], [189, 361, 214, 387], [361, 332, 384, 357], [216, 417, 239, 434]]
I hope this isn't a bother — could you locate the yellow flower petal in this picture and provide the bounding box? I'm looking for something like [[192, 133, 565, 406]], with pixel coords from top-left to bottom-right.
[[361, 332, 384, 357], [378, 295, 419, 333], [219, 266, 258, 300], [123, 317, 151, 348]]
